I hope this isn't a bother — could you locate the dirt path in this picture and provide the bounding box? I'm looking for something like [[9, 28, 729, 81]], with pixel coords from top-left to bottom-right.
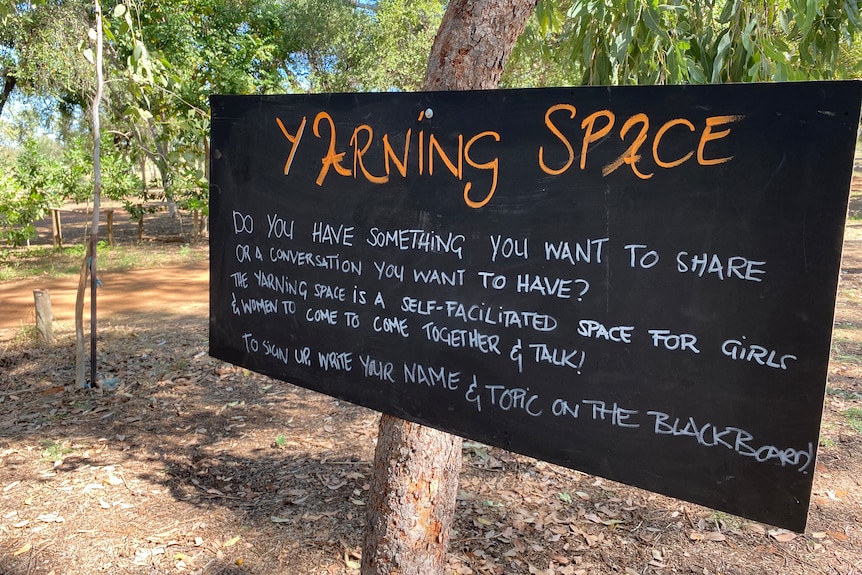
[[0, 262, 209, 339]]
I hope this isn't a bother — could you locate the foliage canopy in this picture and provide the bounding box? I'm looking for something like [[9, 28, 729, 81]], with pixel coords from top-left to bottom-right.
[[0, 0, 858, 245]]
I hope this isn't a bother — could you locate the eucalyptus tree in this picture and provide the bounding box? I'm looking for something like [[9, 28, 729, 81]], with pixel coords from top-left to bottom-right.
[[353, 0, 447, 91], [505, 0, 862, 87], [0, 0, 93, 117]]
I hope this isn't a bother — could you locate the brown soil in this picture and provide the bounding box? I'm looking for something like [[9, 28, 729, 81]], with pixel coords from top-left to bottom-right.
[[1, 193, 862, 574], [0, 264, 209, 336]]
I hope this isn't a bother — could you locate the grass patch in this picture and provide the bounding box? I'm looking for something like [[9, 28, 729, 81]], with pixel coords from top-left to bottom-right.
[[845, 408, 862, 434], [40, 439, 73, 462], [0, 242, 207, 282], [828, 387, 862, 400], [11, 323, 42, 345], [830, 342, 862, 364]]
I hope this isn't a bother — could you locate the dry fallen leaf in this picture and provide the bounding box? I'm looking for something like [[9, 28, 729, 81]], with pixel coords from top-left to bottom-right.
[[13, 542, 32, 556], [768, 529, 797, 542], [528, 563, 553, 575], [344, 552, 361, 570], [105, 474, 123, 486], [744, 523, 767, 535]]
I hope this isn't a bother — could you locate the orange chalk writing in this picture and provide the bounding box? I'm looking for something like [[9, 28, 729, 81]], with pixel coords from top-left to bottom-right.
[[698, 115, 743, 166], [603, 113, 652, 179], [282, 104, 743, 209], [653, 119, 695, 168], [580, 110, 615, 170], [538, 104, 577, 176], [463, 131, 501, 209], [538, 104, 744, 178], [383, 131, 410, 178], [350, 125, 388, 184], [313, 111, 352, 185], [302, 110, 501, 209], [276, 116, 306, 176]]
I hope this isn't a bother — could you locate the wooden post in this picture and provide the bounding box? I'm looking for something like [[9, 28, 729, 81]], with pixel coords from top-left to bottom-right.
[[137, 204, 144, 242], [192, 209, 201, 242], [106, 209, 115, 246], [51, 209, 63, 248], [33, 289, 55, 345]]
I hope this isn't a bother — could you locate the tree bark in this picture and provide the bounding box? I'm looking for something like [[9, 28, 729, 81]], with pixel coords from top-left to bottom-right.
[[361, 2, 537, 574], [423, 0, 538, 92], [76, 0, 104, 389], [0, 73, 16, 119], [362, 417, 463, 575], [74, 250, 89, 388]]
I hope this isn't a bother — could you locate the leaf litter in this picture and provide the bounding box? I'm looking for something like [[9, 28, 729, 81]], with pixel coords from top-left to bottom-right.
[[1, 218, 862, 572]]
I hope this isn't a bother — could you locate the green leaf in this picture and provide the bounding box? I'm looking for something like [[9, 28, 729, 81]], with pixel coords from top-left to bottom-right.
[[778, 9, 791, 34], [711, 31, 732, 83], [741, 18, 757, 53], [798, 0, 816, 34], [685, 57, 707, 84], [747, 58, 763, 81], [83, 48, 94, 65], [718, 0, 738, 24], [113, 4, 127, 19], [642, 5, 670, 41], [844, 0, 862, 29]]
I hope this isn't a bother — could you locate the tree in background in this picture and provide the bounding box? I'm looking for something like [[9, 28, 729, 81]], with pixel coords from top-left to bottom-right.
[[356, 0, 447, 91], [1, 0, 859, 247], [0, 137, 63, 245], [506, 0, 861, 87], [0, 0, 93, 117]]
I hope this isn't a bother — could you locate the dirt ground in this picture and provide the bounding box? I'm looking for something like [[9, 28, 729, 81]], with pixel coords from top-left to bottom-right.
[[2, 180, 862, 574]]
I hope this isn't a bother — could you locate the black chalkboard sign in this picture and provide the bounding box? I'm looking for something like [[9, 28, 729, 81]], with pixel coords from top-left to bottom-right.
[[209, 82, 862, 532]]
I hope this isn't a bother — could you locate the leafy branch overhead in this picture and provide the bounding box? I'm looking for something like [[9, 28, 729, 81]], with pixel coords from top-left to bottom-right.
[[508, 0, 862, 86], [0, 0, 859, 245]]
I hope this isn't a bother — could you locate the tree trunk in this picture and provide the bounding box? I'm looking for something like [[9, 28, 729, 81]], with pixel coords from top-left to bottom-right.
[[362, 417, 463, 575], [75, 0, 104, 389], [51, 209, 63, 248], [361, 2, 537, 574], [74, 250, 89, 388], [423, 0, 538, 92], [0, 73, 16, 119]]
